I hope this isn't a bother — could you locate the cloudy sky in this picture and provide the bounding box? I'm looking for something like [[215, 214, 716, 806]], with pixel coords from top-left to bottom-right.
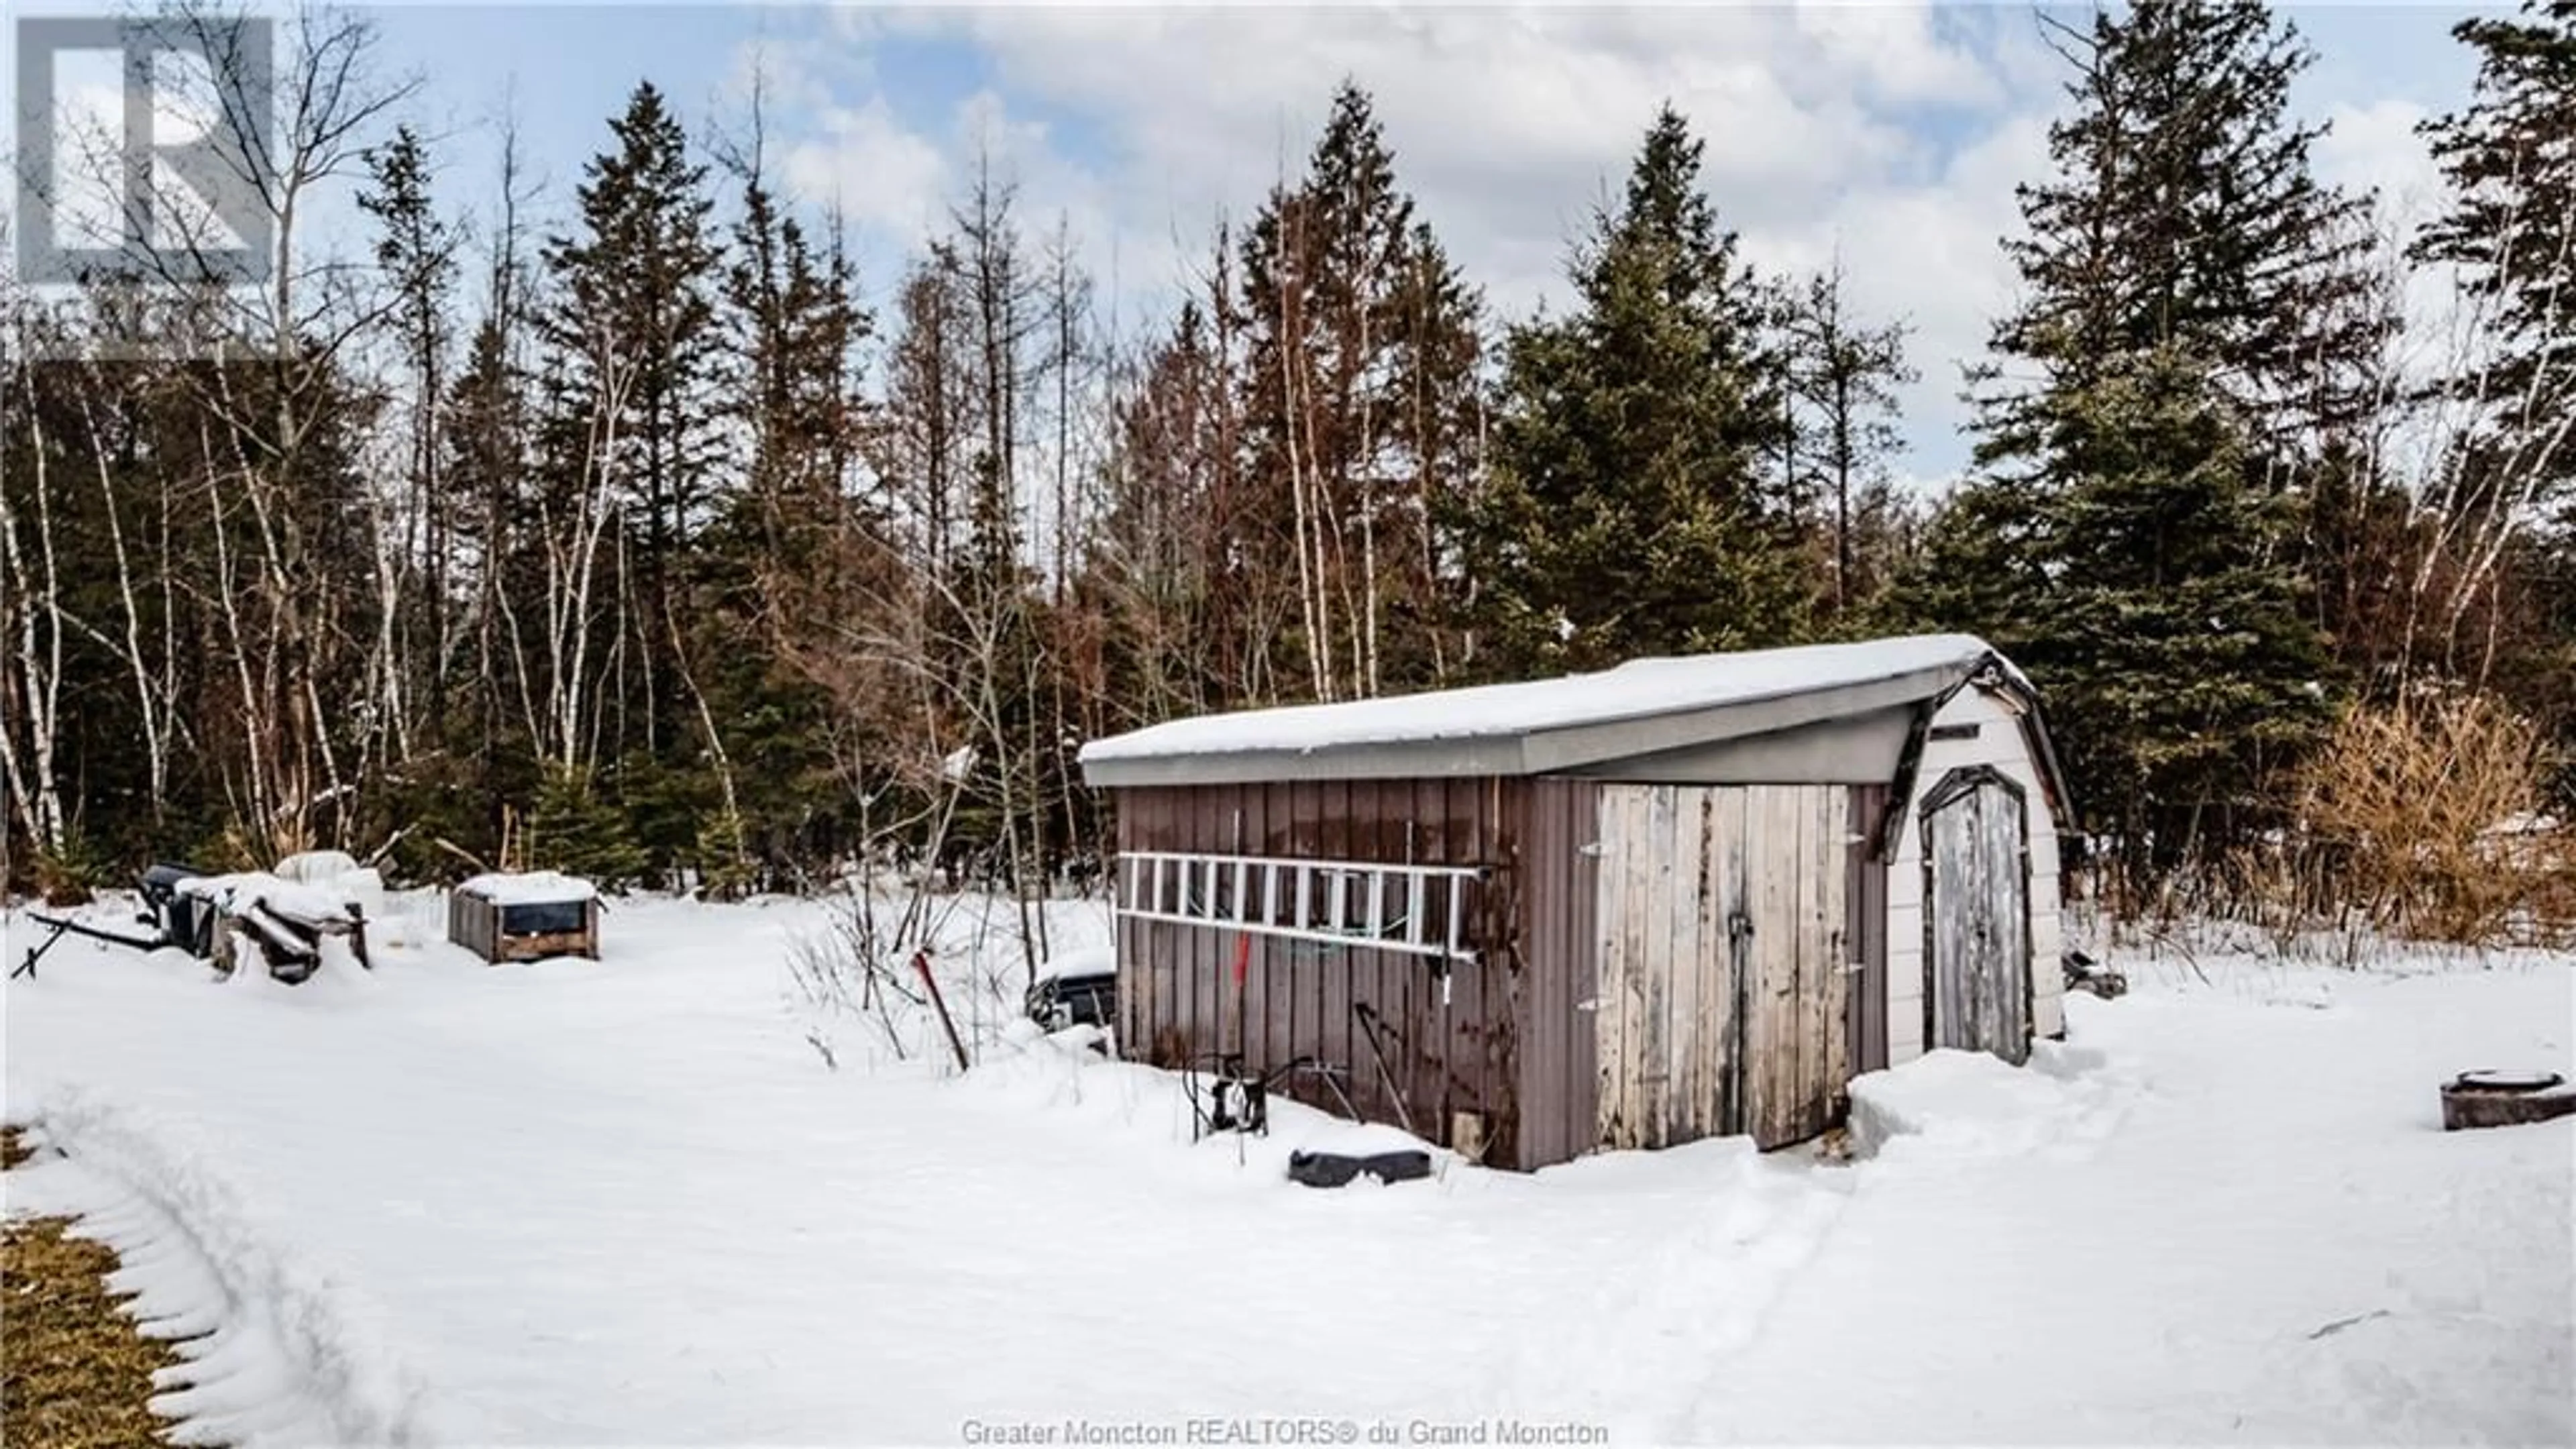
[[18, 2, 2509, 481]]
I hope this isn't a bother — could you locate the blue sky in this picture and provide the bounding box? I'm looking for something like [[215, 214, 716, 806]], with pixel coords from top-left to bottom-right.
[[14, 2, 2508, 480]]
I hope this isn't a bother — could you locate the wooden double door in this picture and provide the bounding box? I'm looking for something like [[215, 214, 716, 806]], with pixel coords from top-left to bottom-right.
[[1592, 783, 1876, 1152]]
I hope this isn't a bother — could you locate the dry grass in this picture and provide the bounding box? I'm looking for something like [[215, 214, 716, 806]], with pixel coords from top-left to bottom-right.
[[1, 1125, 197, 1448], [2229, 687, 2576, 949]]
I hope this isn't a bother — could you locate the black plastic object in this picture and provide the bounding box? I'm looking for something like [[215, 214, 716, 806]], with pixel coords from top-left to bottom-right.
[[1024, 971, 1116, 1031], [1286, 1148, 1432, 1189], [140, 861, 215, 957], [2061, 948, 2128, 1000]]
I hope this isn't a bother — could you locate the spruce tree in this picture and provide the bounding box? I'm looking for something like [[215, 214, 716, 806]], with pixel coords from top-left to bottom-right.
[[540, 81, 727, 765], [1937, 0, 2367, 886], [2412, 3, 2576, 780], [705, 168, 874, 880], [356, 126, 460, 747], [1237, 81, 1485, 700], [525, 763, 650, 889], [1782, 262, 1916, 625], [2016, 347, 2330, 879], [1467, 105, 1801, 676], [1984, 0, 2384, 447]]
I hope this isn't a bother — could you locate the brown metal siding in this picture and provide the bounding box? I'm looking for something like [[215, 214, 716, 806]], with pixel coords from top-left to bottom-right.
[[1110, 777, 1532, 1166], [1513, 777, 1602, 1171]]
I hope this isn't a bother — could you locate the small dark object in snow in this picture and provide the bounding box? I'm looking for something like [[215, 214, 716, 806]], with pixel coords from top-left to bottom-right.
[[2440, 1069, 2575, 1132], [1287, 1149, 1432, 1189], [2062, 949, 2128, 1000], [1183, 1056, 1269, 1140], [1024, 970, 1114, 1032], [2306, 1309, 2392, 1340]]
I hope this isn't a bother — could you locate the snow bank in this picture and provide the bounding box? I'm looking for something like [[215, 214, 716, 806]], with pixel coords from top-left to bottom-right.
[[272, 851, 360, 885], [7, 1087, 437, 1448], [1845, 1042, 2118, 1162], [962, 1022, 1461, 1188], [455, 870, 598, 906], [1080, 633, 2013, 761]]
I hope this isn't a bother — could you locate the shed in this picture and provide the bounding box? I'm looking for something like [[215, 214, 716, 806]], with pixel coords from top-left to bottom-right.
[[449, 871, 602, 963], [1075, 633, 2076, 1171]]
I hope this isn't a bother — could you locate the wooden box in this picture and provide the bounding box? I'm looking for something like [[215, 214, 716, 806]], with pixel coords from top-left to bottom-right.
[[449, 873, 601, 963]]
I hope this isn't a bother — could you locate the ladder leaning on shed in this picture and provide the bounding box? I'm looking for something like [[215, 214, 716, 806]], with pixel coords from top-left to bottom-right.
[[1114, 850, 1487, 1003]]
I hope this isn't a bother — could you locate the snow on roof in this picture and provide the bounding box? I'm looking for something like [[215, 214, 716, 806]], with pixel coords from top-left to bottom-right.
[[1080, 633, 2017, 765], [458, 871, 599, 906]]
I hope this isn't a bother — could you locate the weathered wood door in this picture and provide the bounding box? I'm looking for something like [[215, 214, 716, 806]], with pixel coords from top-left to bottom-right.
[[1921, 767, 2031, 1065], [1594, 784, 1850, 1152]]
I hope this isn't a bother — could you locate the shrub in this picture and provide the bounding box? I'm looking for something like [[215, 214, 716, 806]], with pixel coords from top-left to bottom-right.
[[2288, 686, 2569, 945]]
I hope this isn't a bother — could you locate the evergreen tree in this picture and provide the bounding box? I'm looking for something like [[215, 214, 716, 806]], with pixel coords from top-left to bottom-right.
[[2008, 347, 2329, 880], [1467, 105, 1801, 676], [1933, 0, 2367, 887], [1983, 0, 2385, 449], [702, 162, 876, 885], [540, 81, 727, 767], [1237, 81, 1485, 700], [356, 125, 460, 748], [525, 763, 650, 888]]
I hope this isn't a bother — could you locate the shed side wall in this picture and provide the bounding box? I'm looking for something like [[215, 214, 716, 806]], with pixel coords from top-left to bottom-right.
[[1111, 777, 1529, 1166]]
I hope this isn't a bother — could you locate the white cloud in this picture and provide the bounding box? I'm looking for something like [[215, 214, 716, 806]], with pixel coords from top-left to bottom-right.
[[1792, 1, 2005, 110], [2316, 97, 2445, 230], [753, 3, 2472, 480], [781, 93, 951, 247]]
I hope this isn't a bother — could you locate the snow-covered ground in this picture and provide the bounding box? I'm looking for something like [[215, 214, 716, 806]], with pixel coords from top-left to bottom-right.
[[4, 892, 2569, 1446]]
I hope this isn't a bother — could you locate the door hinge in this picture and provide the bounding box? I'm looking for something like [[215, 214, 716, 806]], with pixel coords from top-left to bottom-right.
[[1578, 841, 1603, 857], [1574, 997, 1600, 1012]]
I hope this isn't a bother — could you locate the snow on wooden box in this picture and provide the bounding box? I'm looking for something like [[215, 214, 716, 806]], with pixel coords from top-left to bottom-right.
[[1078, 633, 2080, 1171], [448, 872, 601, 963]]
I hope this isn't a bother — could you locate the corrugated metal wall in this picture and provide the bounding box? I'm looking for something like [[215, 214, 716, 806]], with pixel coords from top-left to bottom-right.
[[1511, 778, 1601, 1171], [1114, 778, 1529, 1166]]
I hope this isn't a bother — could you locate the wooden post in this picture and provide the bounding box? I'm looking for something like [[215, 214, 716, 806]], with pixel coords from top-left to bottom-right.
[[345, 904, 374, 971], [915, 949, 971, 1073]]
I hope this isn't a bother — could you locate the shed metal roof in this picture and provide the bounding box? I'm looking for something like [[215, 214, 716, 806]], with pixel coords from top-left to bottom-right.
[[1077, 633, 2037, 788]]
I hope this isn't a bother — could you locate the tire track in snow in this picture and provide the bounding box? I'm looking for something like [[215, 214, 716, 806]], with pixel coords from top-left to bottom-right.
[[11, 1087, 438, 1448]]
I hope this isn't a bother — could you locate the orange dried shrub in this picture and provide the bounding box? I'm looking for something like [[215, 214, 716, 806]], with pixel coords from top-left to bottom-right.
[[2292, 688, 2569, 946]]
